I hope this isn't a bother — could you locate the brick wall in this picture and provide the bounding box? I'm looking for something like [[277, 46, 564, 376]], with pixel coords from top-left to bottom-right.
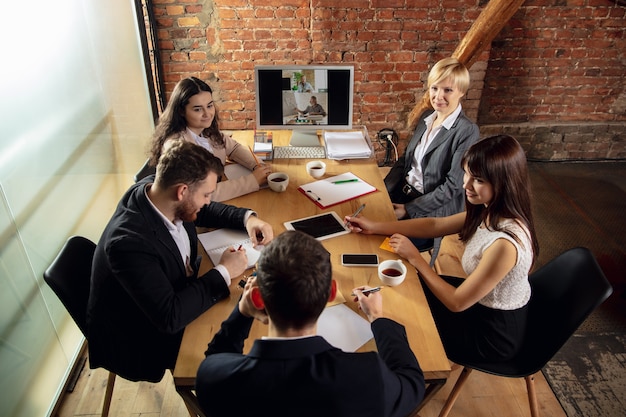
[[152, 0, 625, 161], [477, 0, 626, 160]]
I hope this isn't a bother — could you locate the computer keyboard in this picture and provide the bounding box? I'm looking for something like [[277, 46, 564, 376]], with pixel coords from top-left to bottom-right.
[[272, 146, 326, 159]]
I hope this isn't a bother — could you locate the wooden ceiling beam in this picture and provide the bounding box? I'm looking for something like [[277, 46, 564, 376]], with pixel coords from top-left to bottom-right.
[[407, 0, 527, 130]]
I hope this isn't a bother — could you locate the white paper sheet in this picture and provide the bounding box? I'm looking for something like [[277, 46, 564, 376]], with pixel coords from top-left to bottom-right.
[[198, 229, 262, 268], [317, 304, 374, 352]]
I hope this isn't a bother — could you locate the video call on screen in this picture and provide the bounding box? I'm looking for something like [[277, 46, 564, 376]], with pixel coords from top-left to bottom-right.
[[257, 69, 351, 126]]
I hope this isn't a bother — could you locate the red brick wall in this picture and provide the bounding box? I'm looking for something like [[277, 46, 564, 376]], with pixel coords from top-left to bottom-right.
[[477, 0, 626, 159], [152, 0, 626, 161]]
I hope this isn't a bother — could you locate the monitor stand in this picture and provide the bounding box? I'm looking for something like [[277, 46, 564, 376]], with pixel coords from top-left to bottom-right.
[[289, 130, 320, 147]]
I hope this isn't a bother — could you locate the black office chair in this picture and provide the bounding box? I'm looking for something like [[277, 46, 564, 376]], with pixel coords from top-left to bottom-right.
[[44, 236, 117, 417], [438, 247, 613, 417], [134, 158, 156, 183]]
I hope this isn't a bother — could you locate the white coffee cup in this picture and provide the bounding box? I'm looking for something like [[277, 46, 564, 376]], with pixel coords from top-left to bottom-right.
[[267, 172, 289, 192], [378, 259, 407, 287], [306, 160, 326, 178]]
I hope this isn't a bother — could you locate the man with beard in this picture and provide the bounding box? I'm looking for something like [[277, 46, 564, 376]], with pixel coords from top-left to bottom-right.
[[87, 140, 274, 383]]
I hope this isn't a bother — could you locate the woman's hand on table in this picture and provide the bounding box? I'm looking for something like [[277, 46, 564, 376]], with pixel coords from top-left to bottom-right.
[[252, 164, 272, 185], [389, 233, 423, 267]]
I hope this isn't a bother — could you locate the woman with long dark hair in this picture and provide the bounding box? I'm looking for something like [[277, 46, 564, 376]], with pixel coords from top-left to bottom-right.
[[149, 77, 271, 201], [346, 135, 539, 364]]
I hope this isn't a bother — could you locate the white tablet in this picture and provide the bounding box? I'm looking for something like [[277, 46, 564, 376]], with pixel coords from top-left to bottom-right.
[[283, 211, 350, 241]]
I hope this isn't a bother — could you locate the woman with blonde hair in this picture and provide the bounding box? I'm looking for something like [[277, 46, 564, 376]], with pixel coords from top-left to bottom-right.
[[384, 57, 480, 256]]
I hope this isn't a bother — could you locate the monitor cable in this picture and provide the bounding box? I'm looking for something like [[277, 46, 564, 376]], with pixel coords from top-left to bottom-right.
[[376, 128, 399, 167]]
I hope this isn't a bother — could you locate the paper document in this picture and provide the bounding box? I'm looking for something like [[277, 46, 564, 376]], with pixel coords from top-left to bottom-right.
[[198, 229, 262, 268], [324, 131, 372, 160], [317, 304, 374, 352], [298, 172, 377, 208]]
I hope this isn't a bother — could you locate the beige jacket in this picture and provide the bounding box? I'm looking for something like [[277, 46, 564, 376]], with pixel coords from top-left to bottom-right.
[[166, 131, 260, 202]]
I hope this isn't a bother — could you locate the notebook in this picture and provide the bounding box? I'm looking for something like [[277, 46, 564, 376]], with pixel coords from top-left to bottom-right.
[[298, 172, 377, 208], [197, 229, 262, 268]]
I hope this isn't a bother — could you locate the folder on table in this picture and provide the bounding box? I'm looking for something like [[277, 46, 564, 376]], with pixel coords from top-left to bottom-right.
[[298, 172, 377, 209]]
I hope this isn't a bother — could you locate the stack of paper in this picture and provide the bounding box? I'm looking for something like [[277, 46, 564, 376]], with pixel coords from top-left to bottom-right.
[[324, 130, 372, 160], [253, 142, 273, 161], [253, 130, 273, 161]]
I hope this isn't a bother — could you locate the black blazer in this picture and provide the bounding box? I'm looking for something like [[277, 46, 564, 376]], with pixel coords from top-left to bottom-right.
[[87, 176, 250, 382], [196, 307, 425, 417]]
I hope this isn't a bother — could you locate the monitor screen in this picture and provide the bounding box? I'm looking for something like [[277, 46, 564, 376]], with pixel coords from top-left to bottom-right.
[[254, 65, 354, 145]]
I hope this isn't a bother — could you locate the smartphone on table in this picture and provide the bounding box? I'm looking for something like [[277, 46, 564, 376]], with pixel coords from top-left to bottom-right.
[[341, 253, 379, 267]]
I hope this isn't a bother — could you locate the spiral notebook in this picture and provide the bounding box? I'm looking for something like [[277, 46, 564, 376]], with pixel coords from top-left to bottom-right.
[[198, 229, 261, 268]]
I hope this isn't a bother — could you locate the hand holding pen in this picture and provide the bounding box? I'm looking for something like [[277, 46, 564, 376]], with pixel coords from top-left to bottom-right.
[[344, 203, 366, 228], [352, 285, 383, 323]]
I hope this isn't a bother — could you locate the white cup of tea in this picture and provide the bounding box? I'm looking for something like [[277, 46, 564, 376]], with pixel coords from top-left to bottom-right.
[[306, 160, 326, 178], [267, 172, 289, 192], [378, 259, 407, 287]]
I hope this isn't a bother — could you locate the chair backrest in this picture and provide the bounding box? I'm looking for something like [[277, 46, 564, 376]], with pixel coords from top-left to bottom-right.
[[134, 158, 156, 183], [523, 247, 613, 369], [43, 235, 96, 335]]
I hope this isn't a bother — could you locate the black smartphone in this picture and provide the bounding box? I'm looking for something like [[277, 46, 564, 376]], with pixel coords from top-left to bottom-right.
[[341, 253, 379, 266]]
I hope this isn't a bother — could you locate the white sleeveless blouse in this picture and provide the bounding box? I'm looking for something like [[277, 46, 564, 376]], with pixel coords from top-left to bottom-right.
[[461, 219, 533, 310]]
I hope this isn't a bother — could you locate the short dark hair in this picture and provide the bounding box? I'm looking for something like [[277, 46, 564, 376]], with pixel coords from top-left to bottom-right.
[[256, 231, 332, 330], [155, 140, 223, 190]]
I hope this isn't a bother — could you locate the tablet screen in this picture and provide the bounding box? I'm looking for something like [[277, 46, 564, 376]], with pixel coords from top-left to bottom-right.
[[284, 212, 350, 240]]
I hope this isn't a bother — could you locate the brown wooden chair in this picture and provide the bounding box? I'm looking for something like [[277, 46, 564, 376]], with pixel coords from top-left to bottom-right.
[[44, 236, 116, 417], [439, 247, 613, 417]]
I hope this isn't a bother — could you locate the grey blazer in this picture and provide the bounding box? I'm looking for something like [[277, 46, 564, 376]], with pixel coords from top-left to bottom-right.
[[385, 109, 479, 259]]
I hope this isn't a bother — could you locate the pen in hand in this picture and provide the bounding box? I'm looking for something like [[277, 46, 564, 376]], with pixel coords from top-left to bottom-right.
[[351, 286, 382, 296], [344, 203, 366, 227]]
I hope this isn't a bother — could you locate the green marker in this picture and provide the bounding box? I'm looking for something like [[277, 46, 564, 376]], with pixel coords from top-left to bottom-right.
[[333, 179, 358, 184]]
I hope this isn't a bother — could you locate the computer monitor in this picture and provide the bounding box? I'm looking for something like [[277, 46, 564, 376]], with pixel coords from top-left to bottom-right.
[[254, 65, 354, 146]]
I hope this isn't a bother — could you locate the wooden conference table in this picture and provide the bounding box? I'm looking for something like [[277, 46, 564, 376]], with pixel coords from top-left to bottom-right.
[[173, 130, 450, 416]]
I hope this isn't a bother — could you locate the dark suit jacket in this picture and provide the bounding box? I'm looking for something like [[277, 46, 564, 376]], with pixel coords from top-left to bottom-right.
[[196, 307, 425, 417], [385, 109, 479, 259], [87, 175, 250, 382]]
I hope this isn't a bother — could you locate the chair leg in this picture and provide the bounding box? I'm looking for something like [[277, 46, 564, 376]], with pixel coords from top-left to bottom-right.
[[525, 373, 539, 417], [438, 367, 473, 417], [101, 372, 116, 417]]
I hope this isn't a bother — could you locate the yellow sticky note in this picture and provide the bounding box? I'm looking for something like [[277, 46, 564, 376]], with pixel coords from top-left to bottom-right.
[[379, 237, 395, 253]]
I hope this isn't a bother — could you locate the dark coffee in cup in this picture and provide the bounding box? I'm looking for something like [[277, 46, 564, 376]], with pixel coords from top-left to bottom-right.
[[272, 177, 287, 182], [382, 268, 402, 277], [311, 166, 322, 169]]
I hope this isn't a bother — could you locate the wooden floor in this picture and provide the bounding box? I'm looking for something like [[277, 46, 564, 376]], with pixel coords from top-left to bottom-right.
[[53, 353, 566, 417]]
